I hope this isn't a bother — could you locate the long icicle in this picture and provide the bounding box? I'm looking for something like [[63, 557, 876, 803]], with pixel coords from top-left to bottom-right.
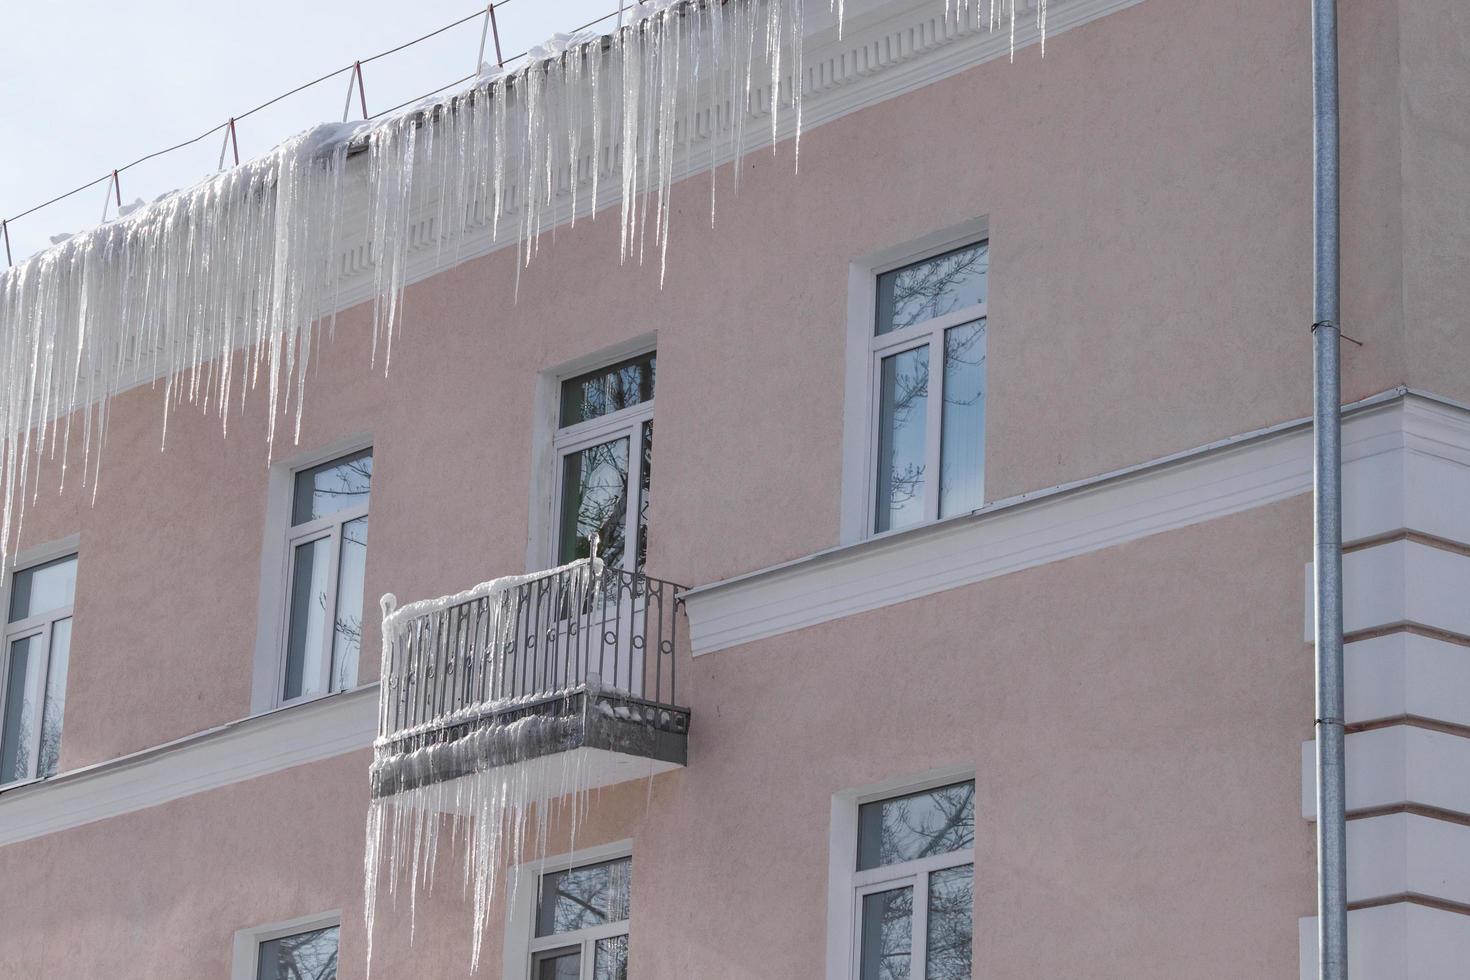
[[1, 9, 1049, 969], [0, 0, 1054, 574]]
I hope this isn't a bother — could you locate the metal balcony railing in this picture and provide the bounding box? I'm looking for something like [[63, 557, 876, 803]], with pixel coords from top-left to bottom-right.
[[372, 559, 688, 796]]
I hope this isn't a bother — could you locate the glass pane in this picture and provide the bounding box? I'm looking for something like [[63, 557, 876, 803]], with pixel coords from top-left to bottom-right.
[[875, 346, 929, 534], [9, 554, 77, 622], [256, 925, 339, 980], [594, 935, 630, 980], [558, 438, 630, 568], [560, 351, 656, 427], [859, 886, 913, 980], [635, 420, 653, 574], [858, 781, 975, 871], [331, 517, 368, 692], [938, 319, 986, 518], [293, 449, 372, 525], [0, 636, 43, 783], [535, 950, 581, 980], [925, 865, 974, 980], [283, 537, 331, 701], [537, 857, 632, 937], [876, 242, 988, 335], [38, 618, 70, 778]]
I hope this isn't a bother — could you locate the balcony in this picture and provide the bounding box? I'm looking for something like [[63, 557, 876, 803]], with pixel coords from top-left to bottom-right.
[[371, 559, 689, 799]]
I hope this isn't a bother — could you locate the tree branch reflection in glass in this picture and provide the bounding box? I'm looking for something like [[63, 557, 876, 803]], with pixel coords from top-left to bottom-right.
[[256, 925, 339, 980], [559, 438, 630, 568], [876, 243, 988, 336], [858, 781, 976, 871], [876, 346, 930, 533]]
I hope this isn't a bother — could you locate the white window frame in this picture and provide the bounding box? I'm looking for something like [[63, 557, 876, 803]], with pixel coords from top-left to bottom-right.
[[826, 765, 975, 980], [229, 910, 341, 980], [841, 220, 990, 546], [504, 839, 633, 980], [552, 401, 654, 575], [528, 336, 657, 574], [250, 435, 372, 714], [0, 537, 79, 786], [528, 337, 657, 576]]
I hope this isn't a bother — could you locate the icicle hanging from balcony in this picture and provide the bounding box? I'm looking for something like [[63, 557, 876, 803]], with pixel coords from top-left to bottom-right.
[[364, 558, 610, 976]]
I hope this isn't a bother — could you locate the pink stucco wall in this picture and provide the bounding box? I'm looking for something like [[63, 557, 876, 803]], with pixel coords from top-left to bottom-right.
[[9, 0, 1463, 769], [0, 0, 1464, 975], [0, 501, 1314, 978]]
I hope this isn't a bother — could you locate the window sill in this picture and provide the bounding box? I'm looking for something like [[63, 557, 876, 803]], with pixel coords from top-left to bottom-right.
[[272, 683, 363, 714], [0, 773, 46, 794]]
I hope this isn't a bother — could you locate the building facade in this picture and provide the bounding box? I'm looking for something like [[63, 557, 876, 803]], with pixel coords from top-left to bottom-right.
[[0, 0, 1467, 977]]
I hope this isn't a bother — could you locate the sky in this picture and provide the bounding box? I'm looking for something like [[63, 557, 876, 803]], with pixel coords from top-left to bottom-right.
[[0, 0, 617, 263]]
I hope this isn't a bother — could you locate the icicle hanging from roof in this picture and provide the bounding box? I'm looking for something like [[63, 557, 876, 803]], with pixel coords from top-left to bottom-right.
[[0, 0, 810, 566], [0, 0, 1050, 567]]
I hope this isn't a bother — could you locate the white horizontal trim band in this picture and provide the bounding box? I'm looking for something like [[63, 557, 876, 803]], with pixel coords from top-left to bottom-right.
[[685, 388, 1470, 655], [0, 685, 377, 847], [325, 0, 1148, 313]]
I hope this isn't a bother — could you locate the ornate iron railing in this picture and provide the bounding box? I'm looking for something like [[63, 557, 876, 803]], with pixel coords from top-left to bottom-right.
[[376, 560, 685, 760]]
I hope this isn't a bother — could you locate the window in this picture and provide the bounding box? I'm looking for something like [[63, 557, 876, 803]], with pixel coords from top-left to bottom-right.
[[256, 924, 339, 980], [231, 913, 340, 980], [1, 553, 77, 785], [843, 779, 974, 980], [869, 242, 987, 534], [281, 449, 371, 703], [554, 352, 654, 574], [529, 855, 632, 980]]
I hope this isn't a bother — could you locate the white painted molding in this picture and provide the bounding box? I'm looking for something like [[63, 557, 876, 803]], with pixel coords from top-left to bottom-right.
[[1293, 392, 1470, 974], [1342, 393, 1470, 544], [1345, 813, 1470, 909], [0, 684, 377, 848], [322, 0, 1144, 314], [1300, 727, 1470, 821], [686, 388, 1461, 656], [1300, 904, 1470, 980], [40, 0, 1148, 428], [1304, 541, 1470, 643], [1344, 633, 1470, 728]]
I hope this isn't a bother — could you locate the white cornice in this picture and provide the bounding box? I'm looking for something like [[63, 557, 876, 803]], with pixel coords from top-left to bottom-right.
[[44, 0, 1147, 418], [682, 389, 1470, 655], [324, 0, 1146, 312], [0, 684, 376, 848]]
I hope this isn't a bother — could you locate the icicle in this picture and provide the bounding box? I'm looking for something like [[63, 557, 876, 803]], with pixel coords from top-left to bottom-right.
[[365, 559, 616, 973], [0, 52, 974, 967], [0, 23, 1057, 965]]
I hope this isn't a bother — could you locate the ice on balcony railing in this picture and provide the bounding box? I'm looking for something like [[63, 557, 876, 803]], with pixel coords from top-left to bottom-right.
[[364, 557, 687, 974]]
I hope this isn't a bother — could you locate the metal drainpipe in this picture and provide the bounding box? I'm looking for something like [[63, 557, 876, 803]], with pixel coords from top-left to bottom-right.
[[1311, 0, 1348, 977]]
